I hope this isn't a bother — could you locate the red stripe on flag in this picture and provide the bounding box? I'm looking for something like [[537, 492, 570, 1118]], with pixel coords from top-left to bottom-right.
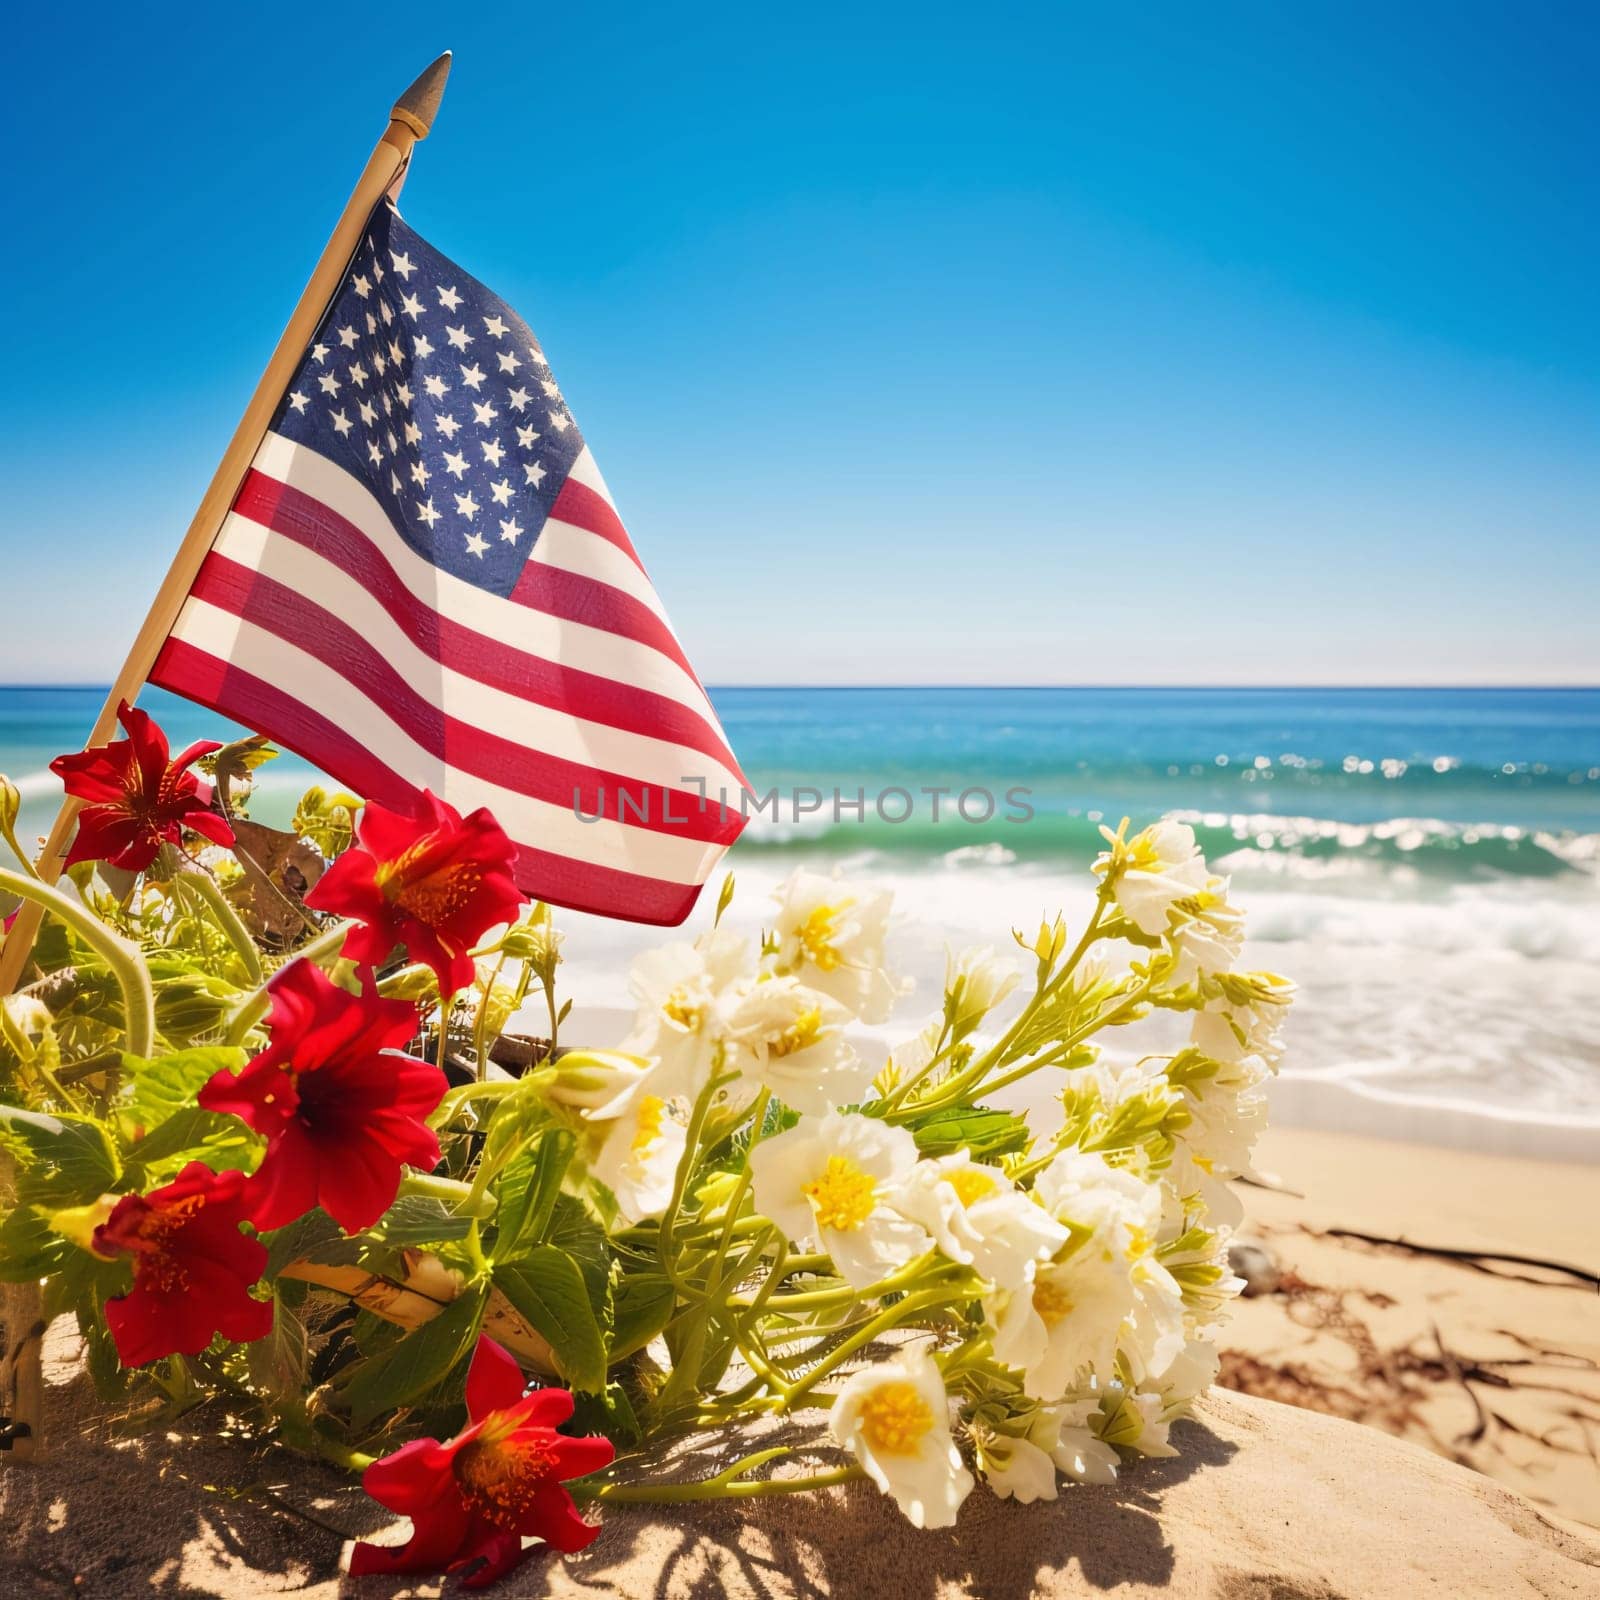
[[549, 477, 645, 567], [508, 561, 701, 686], [185, 552, 743, 848], [150, 638, 710, 925], [233, 471, 744, 782]]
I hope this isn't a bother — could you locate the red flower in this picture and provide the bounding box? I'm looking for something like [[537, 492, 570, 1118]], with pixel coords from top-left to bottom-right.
[[350, 1336, 614, 1588], [50, 700, 235, 872], [305, 790, 523, 996], [92, 1161, 271, 1367], [198, 959, 446, 1233]]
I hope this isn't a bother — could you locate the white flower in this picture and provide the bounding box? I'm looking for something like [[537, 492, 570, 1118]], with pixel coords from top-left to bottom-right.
[[1175, 1053, 1271, 1184], [976, 1428, 1059, 1503], [895, 1151, 1066, 1291], [990, 1149, 1187, 1395], [831, 1347, 973, 1527], [1047, 1397, 1122, 1484], [1093, 819, 1212, 936], [944, 945, 1020, 1034], [587, 1083, 688, 1224], [749, 1110, 930, 1290], [987, 1240, 1138, 1400], [1034, 1147, 1159, 1233], [1168, 879, 1245, 983], [723, 977, 874, 1115], [1095, 1383, 1178, 1458], [621, 927, 752, 1097], [1192, 972, 1295, 1069], [1152, 1339, 1220, 1421], [769, 870, 903, 1022]]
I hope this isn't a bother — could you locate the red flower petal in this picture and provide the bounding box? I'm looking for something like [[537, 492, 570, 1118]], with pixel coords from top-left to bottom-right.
[[305, 790, 523, 998], [351, 1339, 613, 1587], [50, 702, 233, 871], [93, 1161, 270, 1368], [466, 1335, 528, 1422], [202, 960, 442, 1234]]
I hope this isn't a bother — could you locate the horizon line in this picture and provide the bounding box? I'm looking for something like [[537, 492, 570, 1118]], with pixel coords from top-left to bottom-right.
[[1, 681, 1598, 695]]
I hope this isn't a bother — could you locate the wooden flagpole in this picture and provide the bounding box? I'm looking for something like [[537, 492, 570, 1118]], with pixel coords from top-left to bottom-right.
[[0, 52, 452, 1003]]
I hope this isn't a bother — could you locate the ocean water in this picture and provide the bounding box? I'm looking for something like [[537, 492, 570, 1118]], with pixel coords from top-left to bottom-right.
[[4, 685, 1598, 1151]]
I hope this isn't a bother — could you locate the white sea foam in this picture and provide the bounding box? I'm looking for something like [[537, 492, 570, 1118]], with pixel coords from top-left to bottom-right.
[[6, 769, 59, 801], [541, 850, 1600, 1158]]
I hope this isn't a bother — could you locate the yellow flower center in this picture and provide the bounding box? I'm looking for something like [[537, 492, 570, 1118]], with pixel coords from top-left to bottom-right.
[[1126, 1225, 1153, 1259], [1125, 835, 1164, 872], [802, 1155, 877, 1231], [768, 1006, 825, 1058], [947, 1166, 998, 1207], [1032, 1276, 1074, 1326], [378, 841, 483, 926], [631, 1095, 668, 1157], [453, 1408, 558, 1531], [859, 1381, 935, 1455], [661, 987, 703, 1031], [796, 901, 852, 971]]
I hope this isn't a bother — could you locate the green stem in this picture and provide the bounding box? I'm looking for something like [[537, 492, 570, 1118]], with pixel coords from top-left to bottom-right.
[[780, 1286, 966, 1408], [589, 1459, 864, 1505], [657, 1070, 732, 1295], [0, 795, 41, 880], [177, 867, 263, 985], [880, 1019, 955, 1112], [220, 920, 351, 1045], [464, 1217, 491, 1277], [472, 954, 507, 1083], [908, 893, 1111, 1117], [0, 866, 154, 1059], [397, 1169, 496, 1217]]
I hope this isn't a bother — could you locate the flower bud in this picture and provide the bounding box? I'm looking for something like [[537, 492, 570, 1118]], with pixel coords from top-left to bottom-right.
[[0, 772, 20, 836], [49, 1194, 119, 1256], [944, 945, 1021, 1035], [498, 903, 563, 985], [545, 1048, 654, 1114]]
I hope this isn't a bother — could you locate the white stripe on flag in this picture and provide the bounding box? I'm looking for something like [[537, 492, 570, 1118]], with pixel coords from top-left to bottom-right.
[[166, 598, 729, 885], [205, 512, 745, 797], [251, 433, 720, 726]]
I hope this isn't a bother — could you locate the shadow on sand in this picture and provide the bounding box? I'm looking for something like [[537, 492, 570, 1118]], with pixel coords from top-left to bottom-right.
[[2, 1335, 1236, 1599]]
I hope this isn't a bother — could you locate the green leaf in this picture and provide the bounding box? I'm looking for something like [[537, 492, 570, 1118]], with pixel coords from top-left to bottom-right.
[[120, 1107, 256, 1180], [906, 1104, 1030, 1160], [544, 1195, 610, 1308], [0, 1105, 121, 1205], [609, 1272, 675, 1362], [570, 1379, 642, 1446], [247, 1292, 309, 1404], [494, 1249, 607, 1393], [0, 1202, 65, 1281], [491, 1128, 576, 1260], [344, 1282, 487, 1428], [122, 1047, 246, 1130], [369, 1194, 475, 1248], [261, 1208, 363, 1278]]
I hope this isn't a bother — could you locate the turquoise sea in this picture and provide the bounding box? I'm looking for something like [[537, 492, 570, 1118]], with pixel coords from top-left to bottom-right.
[[4, 685, 1599, 1145], [5, 684, 1598, 874]]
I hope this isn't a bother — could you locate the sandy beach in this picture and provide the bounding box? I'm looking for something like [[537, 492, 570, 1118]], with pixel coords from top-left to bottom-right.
[[1226, 1127, 1600, 1531], [5, 1122, 1595, 1595]]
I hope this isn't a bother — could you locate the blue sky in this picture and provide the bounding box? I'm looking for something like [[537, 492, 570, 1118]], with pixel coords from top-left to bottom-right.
[[3, 1, 1595, 685]]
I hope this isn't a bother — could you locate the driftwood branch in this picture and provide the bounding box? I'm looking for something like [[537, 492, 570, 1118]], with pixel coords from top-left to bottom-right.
[[1315, 1226, 1600, 1291], [279, 1253, 560, 1377]]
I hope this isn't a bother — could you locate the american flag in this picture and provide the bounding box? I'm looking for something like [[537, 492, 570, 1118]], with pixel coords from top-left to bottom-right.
[[151, 202, 746, 924]]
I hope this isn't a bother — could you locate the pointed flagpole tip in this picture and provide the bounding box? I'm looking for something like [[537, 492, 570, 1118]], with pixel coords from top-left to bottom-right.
[[390, 51, 452, 140]]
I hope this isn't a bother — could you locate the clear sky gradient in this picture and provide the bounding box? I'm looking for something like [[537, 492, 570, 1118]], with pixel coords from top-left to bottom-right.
[[3, 2, 1596, 685]]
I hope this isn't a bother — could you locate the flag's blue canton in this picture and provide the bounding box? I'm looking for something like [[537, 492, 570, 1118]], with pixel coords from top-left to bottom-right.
[[271, 203, 586, 597]]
